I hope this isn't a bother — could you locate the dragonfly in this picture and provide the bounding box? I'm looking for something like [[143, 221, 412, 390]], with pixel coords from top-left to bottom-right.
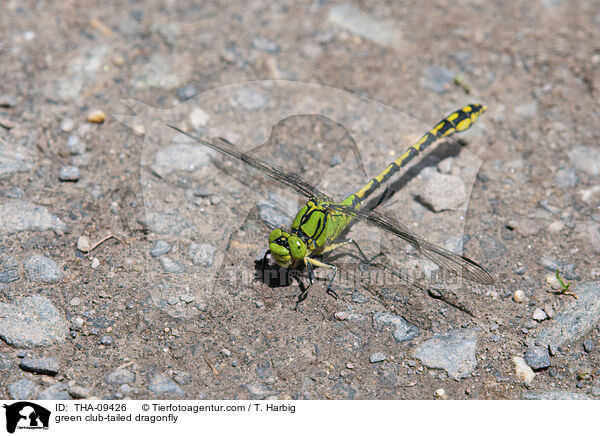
[[168, 104, 494, 307]]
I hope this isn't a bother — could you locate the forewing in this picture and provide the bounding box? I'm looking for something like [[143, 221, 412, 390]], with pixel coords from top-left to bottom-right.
[[168, 124, 331, 201], [328, 204, 494, 285]]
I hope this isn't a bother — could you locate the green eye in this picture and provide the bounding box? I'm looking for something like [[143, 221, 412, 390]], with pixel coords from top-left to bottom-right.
[[269, 228, 283, 243], [288, 236, 307, 260]]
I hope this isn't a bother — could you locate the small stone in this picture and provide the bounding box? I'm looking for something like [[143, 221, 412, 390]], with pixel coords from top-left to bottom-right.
[[150, 240, 171, 257], [524, 346, 551, 370], [76, 236, 91, 252], [547, 221, 565, 233], [532, 308, 548, 322], [69, 297, 81, 307], [173, 371, 192, 385], [418, 173, 467, 212], [434, 388, 447, 399], [148, 374, 184, 396], [0, 268, 19, 283], [99, 335, 113, 345], [513, 290, 526, 303], [8, 378, 38, 400], [58, 165, 80, 182], [3, 186, 24, 199], [351, 291, 369, 303], [420, 66, 456, 94], [67, 135, 85, 155], [160, 257, 185, 274], [414, 330, 478, 379], [437, 157, 453, 174], [554, 167, 578, 189], [179, 294, 195, 304], [105, 368, 135, 385], [188, 243, 216, 267], [60, 118, 76, 132], [513, 356, 535, 384], [86, 109, 107, 123], [67, 385, 91, 399], [19, 357, 60, 375], [91, 257, 100, 269], [369, 352, 386, 363], [177, 84, 198, 101], [37, 383, 70, 400], [189, 107, 210, 128], [583, 340, 594, 353], [0, 201, 66, 235], [373, 312, 420, 342], [0, 94, 17, 108], [24, 254, 63, 283], [221, 348, 231, 357], [568, 146, 600, 176]]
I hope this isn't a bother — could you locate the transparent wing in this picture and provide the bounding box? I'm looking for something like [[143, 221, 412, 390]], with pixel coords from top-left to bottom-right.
[[328, 204, 494, 285], [168, 124, 331, 201]]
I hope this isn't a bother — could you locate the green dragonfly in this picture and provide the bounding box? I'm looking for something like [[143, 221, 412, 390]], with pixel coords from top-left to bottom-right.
[[168, 104, 494, 307]]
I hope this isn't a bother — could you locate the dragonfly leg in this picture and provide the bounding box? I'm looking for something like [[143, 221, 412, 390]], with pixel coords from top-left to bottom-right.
[[293, 260, 314, 310], [305, 256, 338, 300]]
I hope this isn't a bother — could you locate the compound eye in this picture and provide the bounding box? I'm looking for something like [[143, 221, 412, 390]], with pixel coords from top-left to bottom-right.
[[269, 228, 283, 243], [288, 236, 307, 260]]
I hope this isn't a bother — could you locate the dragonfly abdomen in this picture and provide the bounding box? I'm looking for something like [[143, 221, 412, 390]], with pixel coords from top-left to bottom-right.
[[348, 104, 486, 205]]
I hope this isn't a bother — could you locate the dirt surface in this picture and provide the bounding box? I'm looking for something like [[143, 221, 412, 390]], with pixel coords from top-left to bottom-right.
[[1, 0, 599, 400]]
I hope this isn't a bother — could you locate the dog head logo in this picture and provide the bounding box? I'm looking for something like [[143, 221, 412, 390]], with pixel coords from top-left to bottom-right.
[[3, 402, 50, 433]]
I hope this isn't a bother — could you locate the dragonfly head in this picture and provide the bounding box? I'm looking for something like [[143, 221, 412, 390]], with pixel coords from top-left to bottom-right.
[[268, 229, 307, 267]]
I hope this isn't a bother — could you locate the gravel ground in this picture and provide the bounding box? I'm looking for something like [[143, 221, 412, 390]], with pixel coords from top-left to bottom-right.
[[1, 0, 599, 400]]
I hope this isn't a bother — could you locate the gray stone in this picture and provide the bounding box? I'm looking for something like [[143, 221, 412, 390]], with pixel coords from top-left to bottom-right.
[[173, 371, 192, 385], [148, 374, 184, 396], [160, 257, 186, 274], [257, 202, 293, 230], [235, 88, 267, 109], [418, 173, 467, 212], [67, 385, 91, 399], [369, 352, 387, 363], [372, 312, 420, 343], [0, 94, 17, 108], [24, 254, 63, 283], [0, 352, 13, 370], [3, 186, 24, 199], [58, 165, 80, 182], [99, 335, 114, 345], [420, 66, 456, 94], [554, 167, 578, 189], [0, 201, 66, 235], [532, 308, 548, 321], [524, 346, 551, 370], [151, 21, 181, 46], [151, 143, 211, 178], [415, 330, 478, 379], [150, 240, 171, 257], [583, 339, 594, 353], [8, 378, 38, 399], [177, 84, 198, 101], [535, 282, 600, 350], [252, 37, 279, 53], [188, 243, 216, 267], [0, 295, 68, 347], [351, 291, 369, 303], [582, 224, 600, 254], [145, 211, 191, 236], [327, 4, 402, 47], [522, 390, 591, 400], [0, 138, 34, 178], [0, 268, 19, 283], [19, 357, 60, 375], [67, 135, 85, 155], [105, 368, 135, 385], [37, 383, 70, 400], [568, 146, 600, 176]]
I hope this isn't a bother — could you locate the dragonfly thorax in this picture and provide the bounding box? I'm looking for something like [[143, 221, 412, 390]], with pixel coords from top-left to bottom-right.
[[268, 228, 308, 267]]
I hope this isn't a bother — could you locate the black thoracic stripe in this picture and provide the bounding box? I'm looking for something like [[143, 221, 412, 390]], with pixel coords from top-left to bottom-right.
[[312, 213, 327, 241]]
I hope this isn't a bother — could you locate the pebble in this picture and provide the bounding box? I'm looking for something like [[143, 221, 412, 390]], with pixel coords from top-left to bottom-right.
[[60, 118, 76, 132], [0, 94, 17, 107], [414, 330, 478, 379], [535, 282, 600, 350], [235, 88, 267, 110], [179, 294, 195, 304], [513, 290, 526, 303], [91, 257, 100, 269], [0, 295, 68, 347], [0, 200, 66, 235], [554, 167, 578, 189], [0, 267, 19, 283], [582, 224, 600, 254], [67, 135, 85, 155], [67, 385, 91, 399], [547, 220, 565, 233], [513, 356, 535, 384], [24, 254, 63, 283], [150, 240, 171, 258], [151, 143, 211, 178], [99, 335, 114, 345], [532, 308, 547, 321], [37, 383, 70, 400], [524, 346, 551, 370], [257, 202, 293, 230], [591, 387, 600, 398], [334, 311, 366, 322], [58, 165, 80, 182], [418, 173, 466, 212], [173, 371, 192, 385], [252, 37, 279, 53], [147, 374, 184, 396], [188, 107, 210, 129], [583, 339, 594, 353], [434, 388, 447, 399], [69, 297, 81, 306], [420, 66, 456, 94], [506, 218, 543, 237], [369, 352, 387, 363], [372, 312, 420, 343], [568, 146, 600, 176], [151, 21, 181, 46], [177, 84, 198, 101], [76, 236, 91, 252], [351, 291, 369, 303], [86, 109, 106, 123], [327, 4, 402, 47], [160, 257, 186, 274], [8, 378, 38, 399], [188, 243, 217, 267], [19, 357, 60, 375], [437, 157, 453, 174], [105, 368, 135, 385]]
